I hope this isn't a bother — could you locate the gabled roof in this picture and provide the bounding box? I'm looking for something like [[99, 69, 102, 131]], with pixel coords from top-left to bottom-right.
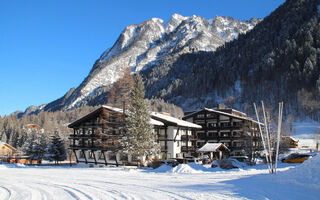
[[184, 107, 263, 125], [0, 141, 17, 151], [197, 143, 229, 152], [68, 107, 105, 128], [68, 105, 208, 128], [26, 124, 42, 129], [151, 112, 202, 129]]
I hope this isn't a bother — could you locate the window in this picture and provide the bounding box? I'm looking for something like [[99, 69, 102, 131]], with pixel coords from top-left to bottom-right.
[[197, 132, 206, 138], [79, 151, 85, 158], [89, 152, 95, 159], [235, 142, 242, 147], [98, 152, 105, 160], [120, 154, 128, 161], [233, 122, 241, 127], [207, 122, 217, 128], [222, 132, 230, 137], [109, 153, 116, 161], [197, 114, 205, 118], [197, 141, 206, 147], [221, 122, 230, 128]]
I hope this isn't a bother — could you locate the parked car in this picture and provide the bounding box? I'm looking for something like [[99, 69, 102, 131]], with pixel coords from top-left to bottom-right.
[[281, 153, 311, 163], [202, 157, 212, 164], [185, 156, 198, 163], [229, 156, 249, 162], [161, 159, 180, 167]]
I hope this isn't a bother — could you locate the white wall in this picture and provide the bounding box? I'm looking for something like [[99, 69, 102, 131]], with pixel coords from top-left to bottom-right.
[[166, 126, 184, 158]]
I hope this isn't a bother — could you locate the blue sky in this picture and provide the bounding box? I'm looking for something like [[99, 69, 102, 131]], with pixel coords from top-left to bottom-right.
[[0, 0, 285, 116]]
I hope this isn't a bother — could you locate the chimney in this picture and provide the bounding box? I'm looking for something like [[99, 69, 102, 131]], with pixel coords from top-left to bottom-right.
[[161, 112, 171, 116], [217, 103, 226, 110]]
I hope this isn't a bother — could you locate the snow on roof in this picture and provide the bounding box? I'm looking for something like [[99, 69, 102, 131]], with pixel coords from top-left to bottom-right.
[[184, 107, 263, 125], [150, 118, 164, 126], [197, 143, 229, 152], [151, 112, 202, 129], [102, 105, 124, 113], [69, 105, 192, 128], [0, 141, 17, 150]]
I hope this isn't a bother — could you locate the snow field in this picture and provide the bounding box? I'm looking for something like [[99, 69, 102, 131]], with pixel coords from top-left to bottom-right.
[[276, 154, 320, 190], [0, 160, 319, 200]]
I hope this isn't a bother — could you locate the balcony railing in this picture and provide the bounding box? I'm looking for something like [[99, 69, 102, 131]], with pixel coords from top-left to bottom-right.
[[204, 126, 242, 131], [181, 146, 197, 152], [69, 134, 99, 139], [157, 136, 167, 140], [69, 144, 118, 151], [160, 146, 167, 152], [180, 135, 197, 140]]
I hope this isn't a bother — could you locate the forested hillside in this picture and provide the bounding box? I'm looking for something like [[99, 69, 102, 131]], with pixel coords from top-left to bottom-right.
[[142, 0, 320, 120]]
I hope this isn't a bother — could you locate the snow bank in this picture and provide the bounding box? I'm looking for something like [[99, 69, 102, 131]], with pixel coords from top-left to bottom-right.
[[188, 162, 211, 171], [171, 164, 201, 173], [151, 164, 173, 173], [151, 162, 247, 174], [0, 164, 8, 169], [277, 154, 320, 189], [152, 163, 205, 173]]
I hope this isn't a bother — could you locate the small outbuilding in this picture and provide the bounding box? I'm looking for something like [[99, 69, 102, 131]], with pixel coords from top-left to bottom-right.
[[197, 143, 229, 160], [0, 141, 17, 162]]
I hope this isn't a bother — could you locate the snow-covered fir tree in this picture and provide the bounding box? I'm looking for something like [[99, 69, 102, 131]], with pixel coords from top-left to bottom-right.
[[22, 134, 47, 162], [22, 134, 36, 157], [45, 132, 67, 164], [121, 74, 160, 161]]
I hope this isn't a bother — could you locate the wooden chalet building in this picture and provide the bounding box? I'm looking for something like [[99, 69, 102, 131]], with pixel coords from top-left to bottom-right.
[[0, 141, 17, 162], [68, 105, 201, 165], [0, 141, 17, 158], [183, 105, 263, 158]]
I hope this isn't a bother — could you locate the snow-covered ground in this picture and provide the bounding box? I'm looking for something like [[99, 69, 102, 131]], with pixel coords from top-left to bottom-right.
[[0, 156, 319, 200], [289, 121, 320, 151], [291, 121, 320, 139]]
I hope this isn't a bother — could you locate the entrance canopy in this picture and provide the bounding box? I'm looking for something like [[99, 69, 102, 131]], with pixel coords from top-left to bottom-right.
[[197, 143, 229, 152]]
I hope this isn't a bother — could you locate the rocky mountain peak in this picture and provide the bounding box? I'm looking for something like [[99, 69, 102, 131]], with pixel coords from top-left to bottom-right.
[[166, 13, 187, 33], [43, 13, 260, 112]]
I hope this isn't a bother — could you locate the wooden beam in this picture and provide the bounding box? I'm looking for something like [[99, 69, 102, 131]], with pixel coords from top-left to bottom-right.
[[92, 150, 97, 165], [174, 127, 180, 142], [73, 150, 78, 163], [82, 150, 88, 164], [102, 151, 108, 166]]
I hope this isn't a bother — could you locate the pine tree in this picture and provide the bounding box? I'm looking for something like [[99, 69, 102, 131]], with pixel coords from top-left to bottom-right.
[[22, 133, 47, 163], [121, 74, 160, 163], [45, 132, 67, 164], [31, 135, 47, 162], [22, 134, 36, 158]]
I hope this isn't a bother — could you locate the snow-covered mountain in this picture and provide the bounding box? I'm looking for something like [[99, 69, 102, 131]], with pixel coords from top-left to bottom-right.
[[43, 14, 260, 112]]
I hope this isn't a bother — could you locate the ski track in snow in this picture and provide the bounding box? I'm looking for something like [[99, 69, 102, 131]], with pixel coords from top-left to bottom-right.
[[0, 166, 247, 200]]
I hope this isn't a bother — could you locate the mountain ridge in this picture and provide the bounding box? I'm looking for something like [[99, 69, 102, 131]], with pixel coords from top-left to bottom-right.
[[39, 13, 260, 113]]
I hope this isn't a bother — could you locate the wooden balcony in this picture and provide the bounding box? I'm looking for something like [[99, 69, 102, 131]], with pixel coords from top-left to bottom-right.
[[69, 134, 99, 139], [204, 126, 242, 131], [181, 146, 197, 152], [69, 144, 118, 151], [69, 145, 100, 150], [158, 136, 167, 141], [180, 135, 197, 140], [160, 146, 167, 152]]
